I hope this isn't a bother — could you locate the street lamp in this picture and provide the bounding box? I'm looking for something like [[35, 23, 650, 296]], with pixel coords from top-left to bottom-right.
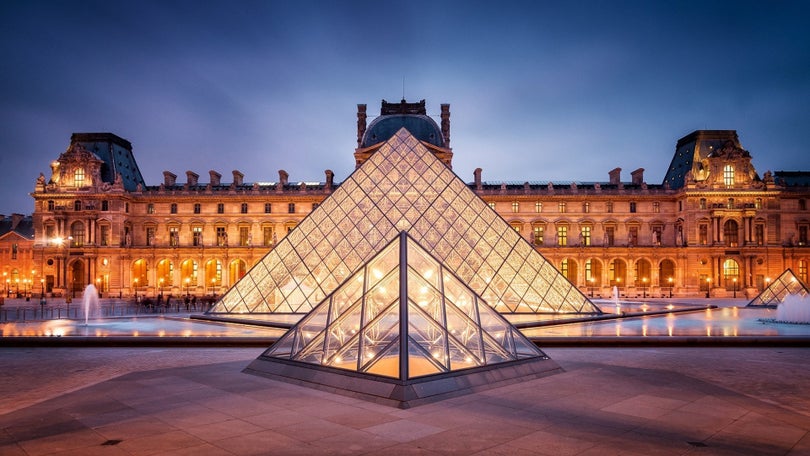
[[706, 277, 712, 298], [134, 277, 139, 299], [733, 277, 737, 298], [210, 278, 216, 296], [185, 277, 191, 296], [668, 277, 673, 298], [642, 277, 648, 299]]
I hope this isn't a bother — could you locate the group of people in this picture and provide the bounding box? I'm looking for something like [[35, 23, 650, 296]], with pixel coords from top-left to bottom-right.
[[135, 293, 210, 311]]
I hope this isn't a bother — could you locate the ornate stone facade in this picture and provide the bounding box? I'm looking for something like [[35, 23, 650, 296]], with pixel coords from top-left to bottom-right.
[[26, 103, 810, 300]]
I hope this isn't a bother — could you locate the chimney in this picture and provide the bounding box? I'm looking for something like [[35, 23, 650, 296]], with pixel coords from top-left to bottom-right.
[[631, 168, 644, 185], [278, 170, 289, 186], [186, 171, 199, 186], [440, 104, 451, 147], [609, 167, 622, 185], [474, 168, 482, 191], [209, 170, 221, 186], [163, 171, 177, 186], [325, 169, 334, 191], [232, 170, 244, 186], [357, 104, 367, 147]]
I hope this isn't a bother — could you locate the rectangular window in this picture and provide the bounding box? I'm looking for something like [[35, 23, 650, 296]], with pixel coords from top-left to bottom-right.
[[192, 226, 203, 246], [629, 226, 638, 246], [724, 165, 735, 187], [264, 203, 272, 213], [582, 202, 590, 213], [652, 227, 662, 245], [216, 227, 227, 246], [606, 201, 613, 213], [653, 202, 660, 213], [605, 226, 615, 246], [217, 203, 224, 214], [101, 200, 109, 211], [239, 227, 250, 246], [699, 198, 707, 210], [755, 225, 764, 245], [699, 224, 708, 245], [194, 203, 201, 214], [756, 198, 763, 209], [799, 226, 808, 246], [169, 227, 179, 247], [147, 203, 154, 214], [629, 202, 637, 213], [511, 202, 519, 213], [288, 203, 295, 214], [535, 202, 542, 213], [581, 226, 591, 246], [241, 203, 248, 214], [558, 202, 566, 213], [48, 200, 55, 211], [100, 226, 109, 246], [170, 203, 178, 214], [146, 227, 155, 246], [125, 202, 129, 213], [510, 223, 521, 233], [532, 225, 544, 246], [74, 168, 85, 186], [800, 199, 807, 211], [557, 226, 567, 246], [263, 226, 275, 246]]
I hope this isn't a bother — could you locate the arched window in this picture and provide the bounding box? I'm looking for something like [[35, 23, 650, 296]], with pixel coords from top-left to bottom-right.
[[132, 259, 148, 288], [157, 259, 174, 289], [723, 165, 735, 187]]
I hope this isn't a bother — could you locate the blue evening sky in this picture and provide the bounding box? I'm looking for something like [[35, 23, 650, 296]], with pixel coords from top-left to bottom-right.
[[1, 0, 809, 215]]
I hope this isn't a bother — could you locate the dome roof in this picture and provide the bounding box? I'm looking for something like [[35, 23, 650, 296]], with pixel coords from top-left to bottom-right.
[[361, 114, 444, 148]]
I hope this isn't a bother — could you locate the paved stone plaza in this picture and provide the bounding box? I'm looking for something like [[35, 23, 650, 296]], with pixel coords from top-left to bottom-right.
[[1, 346, 809, 455]]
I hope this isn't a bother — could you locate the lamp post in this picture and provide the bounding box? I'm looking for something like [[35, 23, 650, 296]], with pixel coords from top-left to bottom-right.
[[588, 278, 595, 297], [185, 277, 191, 297], [668, 277, 673, 298], [210, 278, 216, 296], [706, 277, 712, 298], [733, 277, 737, 298], [96, 277, 102, 298], [642, 277, 648, 299], [134, 277, 139, 299]]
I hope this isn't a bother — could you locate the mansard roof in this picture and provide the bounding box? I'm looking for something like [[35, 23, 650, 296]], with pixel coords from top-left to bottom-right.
[[70, 133, 146, 191]]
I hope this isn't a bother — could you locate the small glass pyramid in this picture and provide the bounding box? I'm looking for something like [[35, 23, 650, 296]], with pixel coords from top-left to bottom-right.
[[747, 269, 810, 307], [264, 232, 545, 379], [211, 128, 600, 315]]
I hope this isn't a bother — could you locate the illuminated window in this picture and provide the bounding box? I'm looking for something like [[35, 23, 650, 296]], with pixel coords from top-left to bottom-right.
[[755, 198, 763, 209], [74, 168, 85, 186], [581, 226, 591, 246], [511, 201, 519, 213], [535, 202, 542, 213], [510, 222, 521, 233], [169, 227, 179, 247], [192, 226, 203, 246], [799, 260, 808, 283], [558, 202, 566, 213], [532, 225, 544, 245], [723, 259, 740, 288], [560, 259, 569, 278], [723, 165, 735, 187], [557, 225, 567, 246]]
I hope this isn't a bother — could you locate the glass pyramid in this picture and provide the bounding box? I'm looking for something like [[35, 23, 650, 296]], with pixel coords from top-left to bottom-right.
[[262, 231, 546, 380], [747, 269, 810, 307], [210, 128, 600, 315]]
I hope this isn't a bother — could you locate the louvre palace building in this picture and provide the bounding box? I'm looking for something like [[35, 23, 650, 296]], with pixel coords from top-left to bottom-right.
[[24, 99, 810, 302]]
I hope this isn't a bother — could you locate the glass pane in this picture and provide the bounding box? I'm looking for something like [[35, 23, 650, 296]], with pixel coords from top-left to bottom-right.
[[364, 341, 400, 379], [407, 336, 443, 378]]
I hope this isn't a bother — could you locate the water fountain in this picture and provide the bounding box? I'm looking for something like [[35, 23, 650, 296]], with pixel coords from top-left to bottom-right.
[[612, 286, 621, 314], [82, 284, 99, 326], [775, 293, 810, 324]]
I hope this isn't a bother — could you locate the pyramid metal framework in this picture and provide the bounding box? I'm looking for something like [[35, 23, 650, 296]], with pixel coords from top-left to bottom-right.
[[244, 232, 560, 407], [211, 128, 600, 315], [747, 269, 810, 307]]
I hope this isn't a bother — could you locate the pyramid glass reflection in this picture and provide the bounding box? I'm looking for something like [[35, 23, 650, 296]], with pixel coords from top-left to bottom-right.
[[748, 269, 810, 307], [244, 232, 560, 407], [211, 128, 600, 316]]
